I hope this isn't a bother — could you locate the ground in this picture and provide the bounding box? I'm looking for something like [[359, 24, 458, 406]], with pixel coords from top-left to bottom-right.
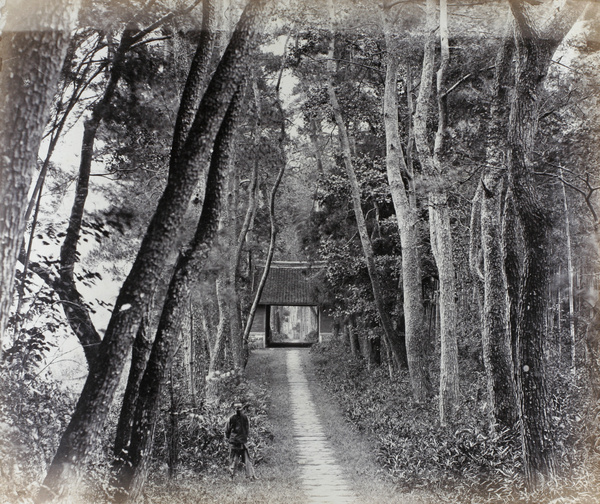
[[147, 348, 433, 504]]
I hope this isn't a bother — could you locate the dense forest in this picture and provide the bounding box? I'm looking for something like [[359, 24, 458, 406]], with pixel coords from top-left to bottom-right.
[[1, 0, 600, 502]]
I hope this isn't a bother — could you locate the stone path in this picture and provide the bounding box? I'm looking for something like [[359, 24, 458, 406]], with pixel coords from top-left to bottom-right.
[[286, 349, 357, 503]]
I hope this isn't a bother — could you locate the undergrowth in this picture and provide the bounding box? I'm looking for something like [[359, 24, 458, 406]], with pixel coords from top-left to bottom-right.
[[310, 339, 600, 504], [0, 355, 275, 503], [151, 370, 273, 478], [0, 338, 77, 502]]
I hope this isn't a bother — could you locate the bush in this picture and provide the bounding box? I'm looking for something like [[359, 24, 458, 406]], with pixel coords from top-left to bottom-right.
[[309, 339, 600, 504], [150, 368, 272, 478], [0, 360, 76, 502]]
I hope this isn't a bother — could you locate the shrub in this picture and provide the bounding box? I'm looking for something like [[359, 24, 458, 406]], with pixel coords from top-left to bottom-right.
[[150, 368, 272, 478], [0, 359, 76, 501], [309, 339, 600, 504]]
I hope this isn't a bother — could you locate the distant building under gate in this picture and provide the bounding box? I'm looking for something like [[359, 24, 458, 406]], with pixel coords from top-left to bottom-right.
[[249, 261, 334, 347]]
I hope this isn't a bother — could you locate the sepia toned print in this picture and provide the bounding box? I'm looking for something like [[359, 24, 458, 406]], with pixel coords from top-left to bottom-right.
[[0, 0, 599, 502]]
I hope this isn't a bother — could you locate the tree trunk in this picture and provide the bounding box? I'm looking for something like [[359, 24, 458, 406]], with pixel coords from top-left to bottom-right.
[[241, 162, 285, 357], [328, 82, 406, 370], [38, 0, 269, 498], [0, 0, 82, 359], [113, 313, 153, 465], [506, 0, 585, 486], [167, 366, 180, 479], [433, 0, 459, 425], [559, 169, 577, 372], [188, 298, 198, 409], [503, 191, 522, 393], [226, 163, 244, 371], [113, 84, 246, 502], [381, 9, 429, 399], [170, 0, 217, 164], [241, 58, 289, 358], [326, 2, 406, 370], [412, 0, 457, 413], [57, 30, 133, 369], [57, 4, 199, 370], [482, 174, 520, 430], [348, 322, 359, 357], [209, 273, 229, 376], [232, 78, 261, 360], [113, 0, 218, 469], [477, 15, 520, 431], [16, 44, 102, 319], [430, 193, 459, 424]]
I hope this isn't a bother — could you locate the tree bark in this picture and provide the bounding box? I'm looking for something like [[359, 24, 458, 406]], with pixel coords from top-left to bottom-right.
[[503, 191, 522, 394], [506, 0, 585, 486], [482, 173, 519, 430], [241, 160, 285, 357], [477, 15, 520, 431], [113, 0, 217, 470], [433, 0, 459, 425], [0, 0, 82, 359], [38, 0, 268, 498], [412, 0, 457, 413], [382, 5, 429, 399], [170, 0, 217, 164], [225, 163, 244, 371], [113, 84, 247, 502], [559, 168, 576, 372], [209, 272, 229, 377], [167, 366, 180, 479], [113, 313, 152, 466]]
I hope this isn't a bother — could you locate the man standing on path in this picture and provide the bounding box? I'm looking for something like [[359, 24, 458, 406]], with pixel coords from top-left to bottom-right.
[[225, 400, 255, 479]]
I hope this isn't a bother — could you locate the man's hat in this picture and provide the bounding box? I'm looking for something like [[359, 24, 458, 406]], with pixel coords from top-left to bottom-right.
[[232, 400, 243, 409]]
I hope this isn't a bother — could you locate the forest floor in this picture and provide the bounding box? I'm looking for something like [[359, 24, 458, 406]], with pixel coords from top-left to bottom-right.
[[150, 347, 433, 504]]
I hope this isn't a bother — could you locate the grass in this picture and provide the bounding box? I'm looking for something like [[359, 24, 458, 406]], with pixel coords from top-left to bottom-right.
[[144, 348, 306, 503], [298, 349, 433, 504], [145, 347, 437, 503], [307, 341, 600, 504]]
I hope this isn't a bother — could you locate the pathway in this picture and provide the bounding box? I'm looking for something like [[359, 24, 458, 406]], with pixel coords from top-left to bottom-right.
[[286, 349, 357, 503]]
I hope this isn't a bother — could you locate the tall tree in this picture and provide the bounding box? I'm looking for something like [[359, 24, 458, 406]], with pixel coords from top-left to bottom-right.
[[16, 32, 105, 321], [113, 84, 247, 502], [470, 16, 520, 431], [506, 0, 585, 486], [55, 1, 201, 369], [113, 0, 218, 466], [0, 0, 82, 359], [241, 56, 289, 355], [37, 0, 270, 499], [381, 2, 430, 401], [224, 161, 244, 370], [412, 0, 458, 414], [235, 78, 261, 361], [326, 0, 407, 370]]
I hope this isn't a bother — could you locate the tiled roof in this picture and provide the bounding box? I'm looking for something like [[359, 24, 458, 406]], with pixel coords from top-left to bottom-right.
[[254, 262, 325, 306]]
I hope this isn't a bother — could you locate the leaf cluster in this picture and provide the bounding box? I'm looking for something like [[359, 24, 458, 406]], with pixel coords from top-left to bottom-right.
[[310, 339, 600, 504]]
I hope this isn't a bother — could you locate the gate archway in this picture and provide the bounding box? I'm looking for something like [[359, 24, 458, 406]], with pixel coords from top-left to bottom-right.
[[248, 261, 333, 347]]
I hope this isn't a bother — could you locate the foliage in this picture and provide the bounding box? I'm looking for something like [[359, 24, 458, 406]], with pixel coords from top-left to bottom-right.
[[150, 366, 272, 478], [0, 355, 76, 501], [310, 340, 600, 504]]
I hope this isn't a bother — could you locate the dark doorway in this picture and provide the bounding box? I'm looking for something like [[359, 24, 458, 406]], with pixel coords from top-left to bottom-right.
[[266, 305, 319, 347]]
